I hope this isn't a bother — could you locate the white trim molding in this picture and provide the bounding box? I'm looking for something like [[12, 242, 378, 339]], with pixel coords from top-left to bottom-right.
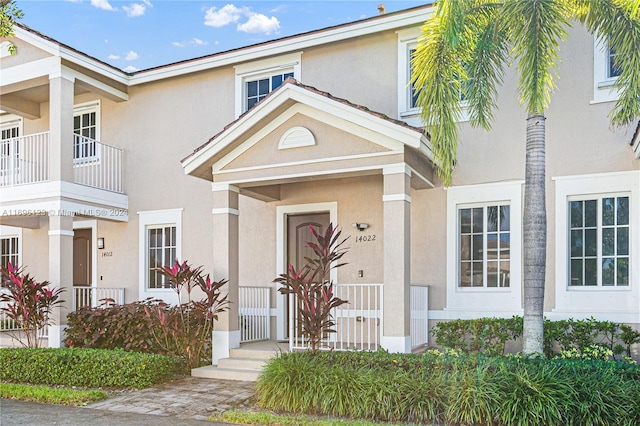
[[381, 335, 412, 354], [382, 194, 412, 203], [445, 181, 524, 314], [211, 208, 239, 216], [553, 171, 639, 318]]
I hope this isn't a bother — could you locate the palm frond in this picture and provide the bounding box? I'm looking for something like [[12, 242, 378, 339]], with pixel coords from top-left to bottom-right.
[[505, 0, 570, 115], [465, 4, 509, 130], [412, 0, 475, 185]]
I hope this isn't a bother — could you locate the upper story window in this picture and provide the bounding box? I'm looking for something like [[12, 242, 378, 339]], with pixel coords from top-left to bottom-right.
[[0, 116, 22, 178], [593, 37, 621, 103], [73, 101, 100, 161], [607, 45, 622, 79], [568, 195, 629, 287], [234, 52, 302, 118], [398, 27, 470, 126], [459, 204, 511, 288], [246, 72, 293, 110]]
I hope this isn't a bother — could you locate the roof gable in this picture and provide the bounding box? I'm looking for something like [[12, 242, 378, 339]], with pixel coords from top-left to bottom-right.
[[181, 79, 431, 181]]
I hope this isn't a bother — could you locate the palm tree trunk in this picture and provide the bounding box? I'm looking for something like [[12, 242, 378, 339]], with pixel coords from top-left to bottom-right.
[[522, 113, 546, 355]]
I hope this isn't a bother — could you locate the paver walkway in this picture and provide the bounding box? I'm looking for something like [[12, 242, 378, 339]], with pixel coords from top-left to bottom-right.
[[87, 376, 256, 421]]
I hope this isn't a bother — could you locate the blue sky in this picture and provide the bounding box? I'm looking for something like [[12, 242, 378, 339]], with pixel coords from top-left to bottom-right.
[[17, 0, 428, 71]]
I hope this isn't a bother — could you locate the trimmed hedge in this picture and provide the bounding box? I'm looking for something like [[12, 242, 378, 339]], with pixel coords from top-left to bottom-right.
[[432, 316, 640, 359], [0, 348, 177, 389], [257, 350, 640, 425]]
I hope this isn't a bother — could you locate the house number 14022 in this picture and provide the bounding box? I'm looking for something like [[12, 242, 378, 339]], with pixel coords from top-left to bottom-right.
[[355, 235, 376, 243]]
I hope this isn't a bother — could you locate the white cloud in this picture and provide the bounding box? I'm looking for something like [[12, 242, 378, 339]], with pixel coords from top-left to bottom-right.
[[123, 65, 139, 73], [204, 4, 246, 28], [107, 54, 120, 60], [123, 3, 146, 17], [237, 14, 280, 34], [203, 3, 280, 35], [142, 0, 153, 6], [172, 38, 209, 48], [90, 0, 117, 11], [125, 50, 139, 60]]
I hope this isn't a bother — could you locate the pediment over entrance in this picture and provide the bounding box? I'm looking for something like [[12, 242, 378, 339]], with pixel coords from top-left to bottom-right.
[[182, 79, 437, 199]]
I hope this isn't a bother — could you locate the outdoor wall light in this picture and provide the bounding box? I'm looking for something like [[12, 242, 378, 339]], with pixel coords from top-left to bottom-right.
[[97, 237, 105, 250], [351, 223, 369, 231]]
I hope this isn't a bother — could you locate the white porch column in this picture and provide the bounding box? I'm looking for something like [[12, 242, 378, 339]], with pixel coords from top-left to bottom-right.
[[49, 69, 75, 182], [381, 165, 412, 353], [48, 214, 74, 347], [211, 183, 240, 364]]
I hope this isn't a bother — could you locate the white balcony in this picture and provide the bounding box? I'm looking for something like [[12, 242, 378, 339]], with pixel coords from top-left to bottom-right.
[[0, 132, 123, 194]]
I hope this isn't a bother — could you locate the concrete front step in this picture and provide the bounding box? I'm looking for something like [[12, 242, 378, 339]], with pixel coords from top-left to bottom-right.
[[229, 346, 283, 360], [191, 365, 261, 382], [191, 341, 288, 382], [217, 357, 266, 370]]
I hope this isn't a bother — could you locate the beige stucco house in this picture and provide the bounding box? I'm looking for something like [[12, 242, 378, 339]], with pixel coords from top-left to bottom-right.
[[1, 4, 640, 370]]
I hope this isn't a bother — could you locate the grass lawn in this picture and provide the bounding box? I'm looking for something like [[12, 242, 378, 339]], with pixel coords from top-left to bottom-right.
[[0, 382, 108, 406], [210, 410, 408, 426]]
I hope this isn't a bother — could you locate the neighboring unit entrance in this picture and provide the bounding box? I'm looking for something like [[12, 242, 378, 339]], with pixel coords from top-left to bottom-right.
[[73, 228, 92, 309]]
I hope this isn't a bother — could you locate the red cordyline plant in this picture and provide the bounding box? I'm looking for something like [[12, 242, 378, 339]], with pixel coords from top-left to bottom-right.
[[0, 262, 64, 348], [144, 260, 229, 371], [275, 223, 349, 352]]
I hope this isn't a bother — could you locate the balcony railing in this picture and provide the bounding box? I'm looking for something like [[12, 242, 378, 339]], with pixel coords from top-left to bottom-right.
[[73, 134, 123, 193], [0, 132, 123, 193], [0, 132, 50, 186]]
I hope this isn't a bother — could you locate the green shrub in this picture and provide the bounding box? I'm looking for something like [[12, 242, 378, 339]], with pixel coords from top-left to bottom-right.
[[0, 347, 177, 388], [65, 299, 159, 353], [432, 316, 640, 359], [256, 350, 640, 425]]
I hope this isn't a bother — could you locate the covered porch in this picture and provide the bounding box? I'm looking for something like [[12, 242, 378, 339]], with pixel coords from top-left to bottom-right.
[[181, 79, 437, 369]]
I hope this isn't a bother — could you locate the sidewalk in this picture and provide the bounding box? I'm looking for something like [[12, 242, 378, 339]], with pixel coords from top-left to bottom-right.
[[0, 376, 256, 425], [87, 376, 256, 420]]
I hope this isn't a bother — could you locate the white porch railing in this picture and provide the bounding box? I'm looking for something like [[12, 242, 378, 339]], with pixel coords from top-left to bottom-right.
[[290, 283, 384, 351], [0, 132, 50, 186], [287, 283, 429, 352], [73, 134, 123, 193], [239, 286, 271, 343], [410, 284, 429, 350], [0, 289, 49, 339], [72, 286, 125, 311]]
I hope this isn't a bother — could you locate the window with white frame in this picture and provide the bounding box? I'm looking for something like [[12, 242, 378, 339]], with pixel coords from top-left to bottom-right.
[[553, 171, 638, 321], [234, 52, 301, 118], [147, 225, 177, 289], [458, 204, 511, 288], [0, 236, 19, 270], [398, 27, 470, 126], [593, 37, 621, 103], [0, 116, 21, 176], [445, 181, 522, 315], [73, 102, 100, 161], [568, 195, 629, 287], [246, 72, 294, 110], [0, 226, 22, 274], [138, 209, 182, 295]]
